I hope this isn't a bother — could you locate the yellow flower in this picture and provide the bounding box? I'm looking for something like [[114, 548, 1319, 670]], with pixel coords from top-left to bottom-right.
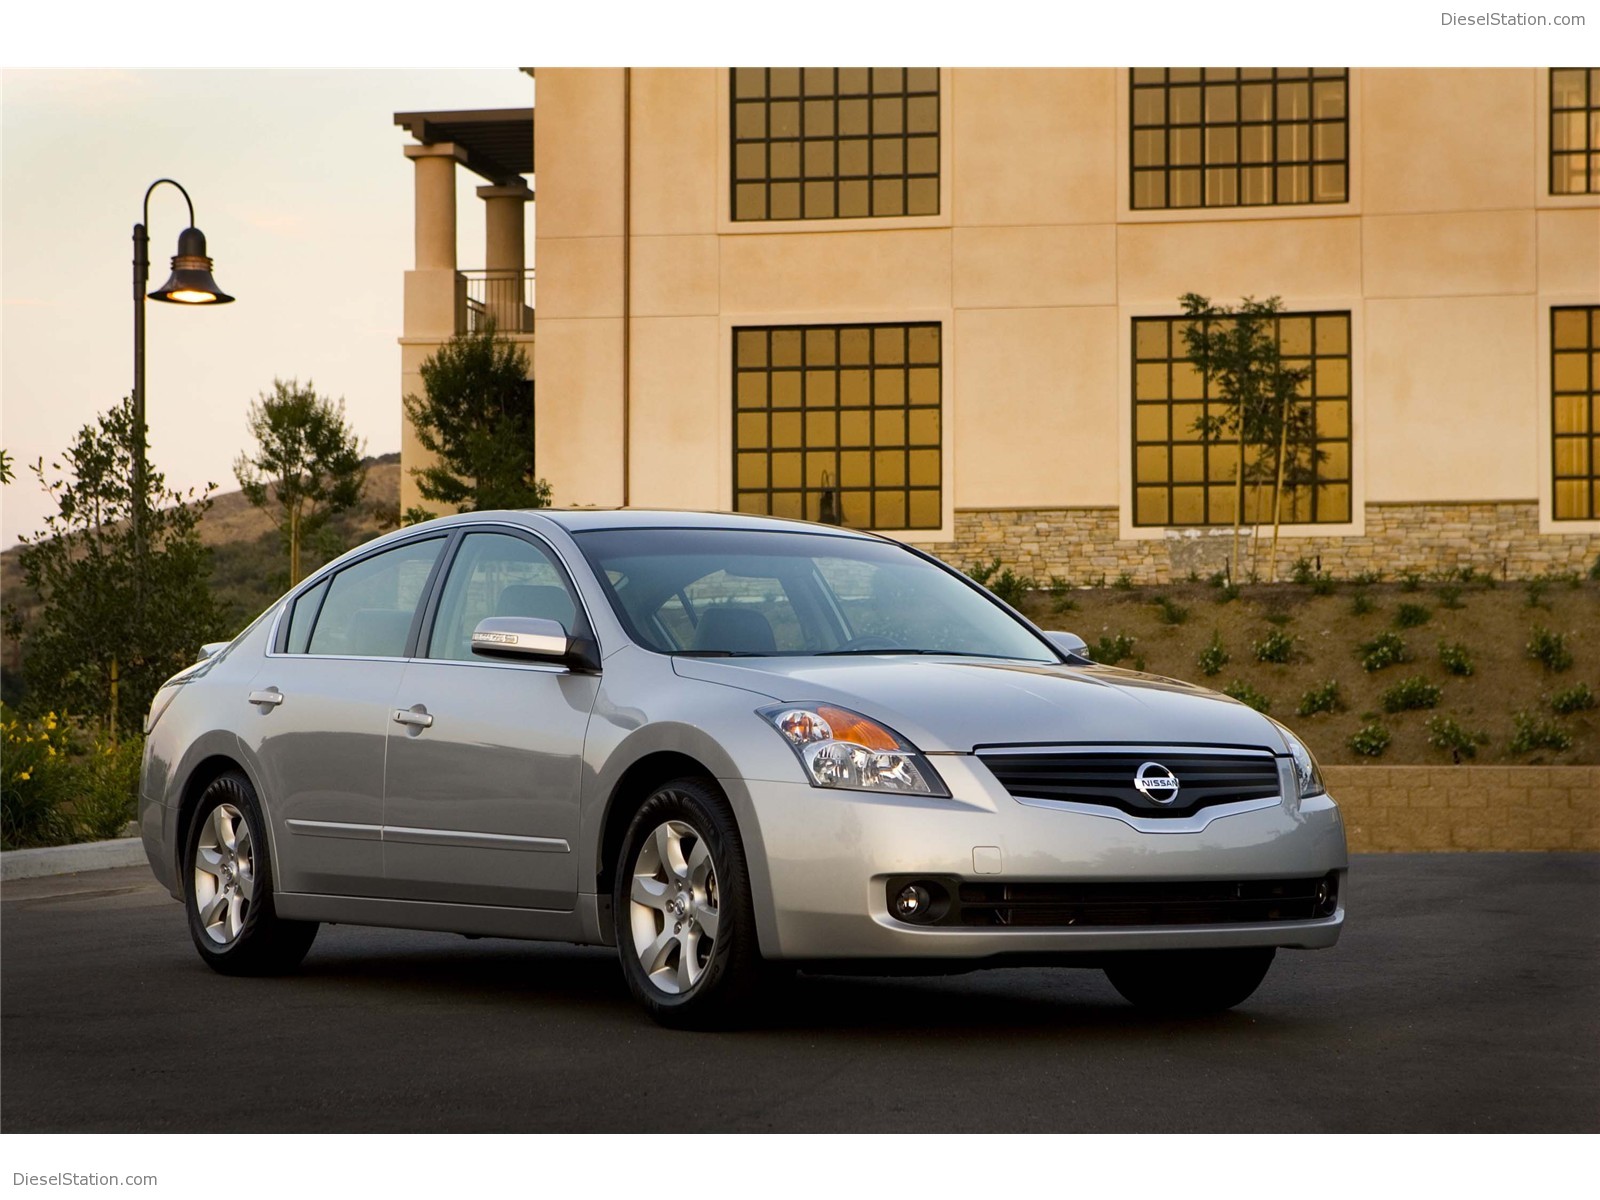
[[46, 745, 57, 757], [17, 771, 30, 782]]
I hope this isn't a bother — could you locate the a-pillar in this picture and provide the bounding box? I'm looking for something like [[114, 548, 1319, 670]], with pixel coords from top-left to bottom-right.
[[477, 181, 533, 332]]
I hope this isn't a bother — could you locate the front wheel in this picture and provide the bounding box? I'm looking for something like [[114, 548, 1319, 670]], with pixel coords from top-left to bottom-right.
[[612, 778, 763, 1028], [182, 771, 318, 976], [1103, 947, 1275, 1015]]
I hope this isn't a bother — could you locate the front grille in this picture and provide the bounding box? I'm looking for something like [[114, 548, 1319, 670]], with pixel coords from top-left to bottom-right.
[[980, 748, 1281, 817], [886, 874, 1338, 928]]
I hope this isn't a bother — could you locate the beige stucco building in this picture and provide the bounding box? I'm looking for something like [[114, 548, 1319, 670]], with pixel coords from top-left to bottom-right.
[[397, 68, 1600, 582]]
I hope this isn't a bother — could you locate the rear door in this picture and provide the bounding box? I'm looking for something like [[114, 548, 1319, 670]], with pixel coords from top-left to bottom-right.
[[381, 528, 599, 910], [242, 535, 447, 898]]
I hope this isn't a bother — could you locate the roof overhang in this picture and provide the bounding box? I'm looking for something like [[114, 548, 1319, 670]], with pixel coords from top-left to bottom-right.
[[394, 108, 534, 184]]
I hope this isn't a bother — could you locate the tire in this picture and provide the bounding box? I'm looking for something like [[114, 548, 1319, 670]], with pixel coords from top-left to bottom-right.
[[182, 771, 317, 976], [1103, 947, 1275, 1015], [612, 777, 763, 1029]]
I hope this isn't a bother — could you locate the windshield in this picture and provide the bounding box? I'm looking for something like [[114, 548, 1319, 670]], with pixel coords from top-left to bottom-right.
[[573, 527, 1059, 662]]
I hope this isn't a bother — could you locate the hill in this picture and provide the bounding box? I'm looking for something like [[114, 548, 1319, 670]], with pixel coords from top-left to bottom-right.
[[1, 454, 403, 646]]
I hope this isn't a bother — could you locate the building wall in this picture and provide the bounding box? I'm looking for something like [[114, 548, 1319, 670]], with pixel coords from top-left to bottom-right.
[[530, 67, 1600, 576]]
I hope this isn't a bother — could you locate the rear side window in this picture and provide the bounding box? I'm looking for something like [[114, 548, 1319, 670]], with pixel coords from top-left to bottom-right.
[[283, 579, 329, 654], [303, 538, 445, 658]]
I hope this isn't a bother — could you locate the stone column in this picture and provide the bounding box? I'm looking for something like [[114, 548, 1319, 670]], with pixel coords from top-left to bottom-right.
[[477, 181, 533, 332], [405, 143, 464, 270]]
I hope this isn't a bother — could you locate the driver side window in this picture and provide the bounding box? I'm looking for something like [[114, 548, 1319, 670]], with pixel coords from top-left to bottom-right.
[[426, 532, 579, 662]]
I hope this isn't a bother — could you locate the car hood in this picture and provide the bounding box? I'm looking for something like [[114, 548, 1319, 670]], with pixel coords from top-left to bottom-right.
[[672, 655, 1290, 754]]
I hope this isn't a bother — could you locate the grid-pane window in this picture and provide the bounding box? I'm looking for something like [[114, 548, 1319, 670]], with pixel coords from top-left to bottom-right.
[[734, 322, 942, 530], [1550, 68, 1600, 195], [1132, 313, 1352, 526], [1553, 307, 1600, 520], [1130, 68, 1349, 210], [730, 68, 940, 221]]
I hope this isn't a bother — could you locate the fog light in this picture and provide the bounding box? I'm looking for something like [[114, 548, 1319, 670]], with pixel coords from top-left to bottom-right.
[[1314, 875, 1337, 916], [895, 883, 931, 920]]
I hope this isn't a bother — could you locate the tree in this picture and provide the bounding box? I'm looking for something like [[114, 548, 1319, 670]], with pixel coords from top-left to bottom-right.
[[0, 448, 14, 484], [402, 323, 549, 522], [234, 379, 367, 587], [1178, 294, 1317, 583], [4, 398, 227, 737]]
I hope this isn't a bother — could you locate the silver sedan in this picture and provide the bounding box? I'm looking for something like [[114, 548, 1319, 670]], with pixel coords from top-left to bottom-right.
[[139, 510, 1347, 1027]]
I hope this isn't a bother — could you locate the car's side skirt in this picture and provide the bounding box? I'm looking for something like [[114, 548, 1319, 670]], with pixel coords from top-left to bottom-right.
[[274, 891, 597, 943]]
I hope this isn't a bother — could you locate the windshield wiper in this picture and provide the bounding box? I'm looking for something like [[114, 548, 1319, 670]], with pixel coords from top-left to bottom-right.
[[816, 648, 1026, 659], [671, 649, 768, 658]]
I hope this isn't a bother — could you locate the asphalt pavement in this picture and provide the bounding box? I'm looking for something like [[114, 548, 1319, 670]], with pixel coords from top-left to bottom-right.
[[3, 853, 1596, 1133]]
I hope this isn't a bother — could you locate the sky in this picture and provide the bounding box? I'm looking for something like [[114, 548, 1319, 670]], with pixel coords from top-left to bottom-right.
[[1, 69, 533, 548]]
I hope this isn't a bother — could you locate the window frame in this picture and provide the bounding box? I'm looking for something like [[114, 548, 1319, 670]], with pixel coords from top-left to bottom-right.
[[1548, 67, 1600, 199], [1116, 68, 1360, 224], [715, 69, 952, 235], [1549, 304, 1600, 523], [729, 319, 946, 535]]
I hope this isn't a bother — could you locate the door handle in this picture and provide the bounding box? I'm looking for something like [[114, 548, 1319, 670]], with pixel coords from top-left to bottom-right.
[[248, 689, 284, 707], [393, 706, 434, 729]]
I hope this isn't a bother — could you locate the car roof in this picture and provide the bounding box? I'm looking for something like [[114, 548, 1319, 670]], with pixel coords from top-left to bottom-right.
[[421, 508, 888, 540]]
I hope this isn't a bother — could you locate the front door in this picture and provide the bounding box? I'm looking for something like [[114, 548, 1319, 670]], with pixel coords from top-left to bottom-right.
[[381, 529, 598, 910]]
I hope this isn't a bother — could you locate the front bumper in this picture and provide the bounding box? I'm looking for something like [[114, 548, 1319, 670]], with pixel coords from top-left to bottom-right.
[[726, 753, 1348, 961]]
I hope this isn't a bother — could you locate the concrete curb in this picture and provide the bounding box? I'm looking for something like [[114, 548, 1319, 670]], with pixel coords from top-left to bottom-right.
[[2, 837, 148, 882]]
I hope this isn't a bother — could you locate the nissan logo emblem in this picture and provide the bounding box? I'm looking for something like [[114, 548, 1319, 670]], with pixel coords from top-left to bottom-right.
[[1133, 761, 1181, 804]]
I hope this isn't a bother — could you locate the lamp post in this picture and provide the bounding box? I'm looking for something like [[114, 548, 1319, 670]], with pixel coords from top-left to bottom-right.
[[131, 178, 233, 568]]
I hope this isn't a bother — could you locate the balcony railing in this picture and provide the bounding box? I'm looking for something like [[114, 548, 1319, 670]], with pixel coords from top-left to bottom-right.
[[462, 269, 534, 334]]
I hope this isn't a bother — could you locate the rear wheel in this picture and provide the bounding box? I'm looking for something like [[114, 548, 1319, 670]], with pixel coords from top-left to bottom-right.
[[182, 771, 317, 976], [1103, 947, 1275, 1014], [612, 778, 762, 1028]]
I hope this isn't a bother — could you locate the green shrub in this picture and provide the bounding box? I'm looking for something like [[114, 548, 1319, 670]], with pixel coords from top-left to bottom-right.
[[1351, 570, 1384, 586], [1509, 711, 1573, 754], [1, 708, 77, 849], [1398, 569, 1423, 592], [1437, 584, 1465, 610], [1088, 632, 1137, 665], [1152, 594, 1190, 625], [1437, 641, 1475, 677], [1047, 575, 1077, 613], [1394, 602, 1432, 629], [1111, 572, 1134, 591], [1589, 556, 1600, 582], [1359, 631, 1409, 672], [0, 707, 142, 850], [1264, 607, 1293, 626], [1253, 628, 1296, 664], [1207, 570, 1229, 588], [1380, 675, 1442, 713], [1197, 632, 1230, 677], [1549, 683, 1597, 715], [1425, 713, 1488, 761], [1350, 589, 1376, 617], [1223, 679, 1271, 712], [1524, 577, 1549, 609], [1526, 626, 1574, 672], [1310, 574, 1337, 596], [1290, 558, 1316, 584], [1214, 581, 1240, 604], [966, 558, 1037, 608], [1349, 722, 1391, 757], [1297, 679, 1343, 717]]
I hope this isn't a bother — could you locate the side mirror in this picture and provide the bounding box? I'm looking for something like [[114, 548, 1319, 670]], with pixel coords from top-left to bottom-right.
[[471, 617, 599, 671], [1045, 631, 1091, 662], [197, 641, 229, 662]]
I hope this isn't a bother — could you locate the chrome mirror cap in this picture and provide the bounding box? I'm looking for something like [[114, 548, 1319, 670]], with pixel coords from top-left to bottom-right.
[[471, 616, 571, 663], [1045, 630, 1091, 661]]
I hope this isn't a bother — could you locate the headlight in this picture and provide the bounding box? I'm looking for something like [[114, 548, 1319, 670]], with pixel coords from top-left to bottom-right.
[[758, 703, 947, 796], [1276, 724, 1327, 799]]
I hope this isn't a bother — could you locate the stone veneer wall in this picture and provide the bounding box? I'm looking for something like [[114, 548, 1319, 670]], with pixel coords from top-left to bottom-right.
[[1321, 765, 1600, 852], [924, 501, 1599, 584]]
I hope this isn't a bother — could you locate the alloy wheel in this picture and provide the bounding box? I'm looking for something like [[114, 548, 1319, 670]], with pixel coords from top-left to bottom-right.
[[628, 817, 720, 995], [193, 802, 254, 945]]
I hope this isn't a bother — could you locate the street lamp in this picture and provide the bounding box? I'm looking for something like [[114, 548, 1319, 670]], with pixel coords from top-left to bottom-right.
[[131, 178, 233, 563]]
